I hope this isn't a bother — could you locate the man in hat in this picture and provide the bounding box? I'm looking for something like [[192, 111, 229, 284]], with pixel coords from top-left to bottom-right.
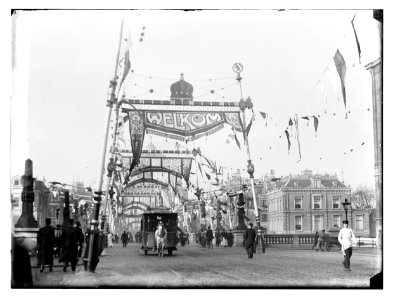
[[338, 220, 357, 271], [155, 221, 167, 257], [59, 219, 78, 272], [243, 222, 256, 259], [37, 218, 55, 272], [74, 221, 84, 258]]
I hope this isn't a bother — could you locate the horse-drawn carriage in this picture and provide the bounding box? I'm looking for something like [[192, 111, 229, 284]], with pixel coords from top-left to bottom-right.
[[140, 209, 179, 256]]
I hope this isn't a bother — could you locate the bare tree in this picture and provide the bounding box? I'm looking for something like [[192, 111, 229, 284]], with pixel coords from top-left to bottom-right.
[[351, 185, 375, 209]]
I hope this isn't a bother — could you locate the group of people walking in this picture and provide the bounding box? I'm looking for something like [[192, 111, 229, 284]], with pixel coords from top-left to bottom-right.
[[197, 226, 234, 248], [37, 218, 84, 272]]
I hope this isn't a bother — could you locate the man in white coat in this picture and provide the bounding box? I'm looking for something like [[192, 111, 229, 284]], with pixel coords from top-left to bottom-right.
[[338, 220, 357, 271]]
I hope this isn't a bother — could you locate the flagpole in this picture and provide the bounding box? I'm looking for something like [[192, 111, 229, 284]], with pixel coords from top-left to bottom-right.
[[233, 63, 265, 253], [87, 19, 124, 272]]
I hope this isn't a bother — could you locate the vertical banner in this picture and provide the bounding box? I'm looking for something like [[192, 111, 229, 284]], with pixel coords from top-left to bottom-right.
[[128, 111, 145, 172], [333, 49, 347, 112]]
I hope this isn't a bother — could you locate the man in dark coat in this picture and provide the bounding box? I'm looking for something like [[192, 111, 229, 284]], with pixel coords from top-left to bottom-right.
[[215, 229, 221, 247], [121, 230, 128, 247], [243, 223, 257, 259], [37, 218, 55, 272], [311, 231, 319, 250], [74, 221, 84, 258], [227, 230, 234, 248], [59, 219, 78, 272], [206, 226, 214, 248]]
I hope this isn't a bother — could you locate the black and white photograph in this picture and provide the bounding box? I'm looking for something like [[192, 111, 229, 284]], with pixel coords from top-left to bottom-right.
[[8, 6, 386, 291]]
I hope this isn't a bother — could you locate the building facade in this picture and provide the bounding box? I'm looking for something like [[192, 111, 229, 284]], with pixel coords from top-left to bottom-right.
[[265, 173, 370, 236]]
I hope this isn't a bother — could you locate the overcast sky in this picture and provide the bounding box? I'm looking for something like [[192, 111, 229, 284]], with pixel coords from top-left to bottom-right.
[[11, 9, 381, 190]]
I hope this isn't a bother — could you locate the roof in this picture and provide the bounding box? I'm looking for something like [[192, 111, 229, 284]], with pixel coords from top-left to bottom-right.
[[284, 179, 312, 188], [320, 178, 346, 188]]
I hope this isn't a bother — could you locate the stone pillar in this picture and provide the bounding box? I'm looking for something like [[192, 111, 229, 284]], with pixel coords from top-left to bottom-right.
[[365, 58, 382, 248], [14, 159, 39, 252]]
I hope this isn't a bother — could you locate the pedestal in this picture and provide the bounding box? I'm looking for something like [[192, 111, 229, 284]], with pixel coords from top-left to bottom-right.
[[13, 227, 39, 253], [233, 230, 246, 247]]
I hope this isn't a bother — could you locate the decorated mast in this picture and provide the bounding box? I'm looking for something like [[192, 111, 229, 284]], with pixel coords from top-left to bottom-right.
[[233, 62, 265, 252], [86, 19, 124, 272]]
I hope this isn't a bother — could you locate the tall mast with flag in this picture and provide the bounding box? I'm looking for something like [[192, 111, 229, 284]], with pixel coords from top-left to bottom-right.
[[87, 18, 127, 272], [101, 20, 133, 235]]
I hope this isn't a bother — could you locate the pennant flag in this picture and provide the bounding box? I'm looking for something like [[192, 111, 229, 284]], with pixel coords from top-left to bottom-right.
[[312, 116, 319, 137], [288, 118, 293, 126], [205, 172, 211, 180], [232, 127, 241, 149], [317, 80, 328, 113], [301, 116, 310, 126], [324, 66, 339, 100], [333, 49, 347, 112], [118, 25, 133, 93], [294, 114, 302, 161], [351, 13, 362, 64], [246, 119, 253, 137], [259, 111, 268, 126], [284, 130, 291, 154]]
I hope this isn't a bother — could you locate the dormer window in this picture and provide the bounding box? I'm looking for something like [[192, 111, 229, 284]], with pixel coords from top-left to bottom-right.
[[313, 179, 321, 188], [294, 181, 298, 187], [332, 181, 337, 187]]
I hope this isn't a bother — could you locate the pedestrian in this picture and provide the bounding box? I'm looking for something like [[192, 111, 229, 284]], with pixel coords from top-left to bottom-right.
[[37, 218, 55, 272], [243, 222, 256, 259], [58, 218, 78, 272], [121, 230, 128, 247], [206, 226, 214, 248], [311, 231, 319, 250], [115, 233, 119, 244], [129, 232, 134, 243], [227, 230, 234, 248], [215, 229, 221, 247], [316, 229, 326, 251], [11, 235, 33, 287], [107, 232, 114, 248], [221, 229, 228, 247], [338, 220, 357, 271], [74, 221, 84, 258]]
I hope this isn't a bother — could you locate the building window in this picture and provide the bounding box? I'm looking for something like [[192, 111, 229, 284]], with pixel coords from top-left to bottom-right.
[[14, 179, 20, 186], [313, 195, 322, 209], [294, 181, 298, 187], [261, 214, 268, 222], [332, 181, 337, 187], [332, 215, 341, 228], [333, 196, 340, 209], [294, 197, 302, 209], [295, 216, 302, 231], [262, 200, 267, 208], [355, 215, 364, 231], [314, 215, 323, 231], [313, 179, 321, 188]]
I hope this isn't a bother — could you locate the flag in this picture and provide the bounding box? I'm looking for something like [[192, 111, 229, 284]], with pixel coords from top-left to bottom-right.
[[312, 116, 319, 137], [118, 25, 133, 93], [317, 80, 328, 113], [259, 111, 268, 126], [294, 114, 301, 161], [284, 130, 291, 154], [301, 116, 310, 126], [324, 66, 339, 100], [246, 118, 253, 137], [333, 49, 347, 111], [232, 127, 241, 149], [351, 13, 362, 64]]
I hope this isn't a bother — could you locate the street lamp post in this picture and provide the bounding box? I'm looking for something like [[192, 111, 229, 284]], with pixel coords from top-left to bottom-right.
[[192, 148, 203, 228], [233, 63, 265, 253], [342, 198, 351, 222]]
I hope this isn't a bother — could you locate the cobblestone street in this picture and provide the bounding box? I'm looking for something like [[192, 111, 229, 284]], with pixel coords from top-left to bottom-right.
[[30, 243, 381, 288]]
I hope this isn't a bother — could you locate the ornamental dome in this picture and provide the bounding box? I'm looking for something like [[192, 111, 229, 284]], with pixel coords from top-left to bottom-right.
[[170, 73, 193, 100]]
